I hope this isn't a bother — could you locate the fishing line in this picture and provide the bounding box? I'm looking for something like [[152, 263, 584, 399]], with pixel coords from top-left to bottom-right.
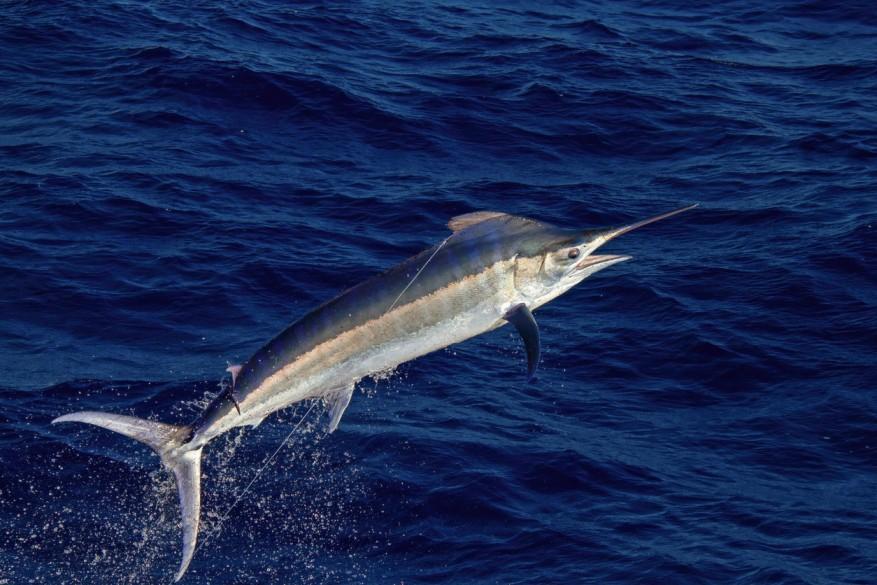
[[178, 233, 449, 580], [190, 400, 317, 561], [386, 234, 451, 314]]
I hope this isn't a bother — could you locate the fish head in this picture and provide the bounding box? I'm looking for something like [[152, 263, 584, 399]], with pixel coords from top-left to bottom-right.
[[515, 204, 697, 307]]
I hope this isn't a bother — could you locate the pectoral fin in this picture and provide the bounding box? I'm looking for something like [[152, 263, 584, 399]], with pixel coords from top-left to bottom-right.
[[504, 303, 540, 381]]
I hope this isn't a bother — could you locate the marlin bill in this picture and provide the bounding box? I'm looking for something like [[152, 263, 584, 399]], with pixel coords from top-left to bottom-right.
[[53, 204, 696, 580]]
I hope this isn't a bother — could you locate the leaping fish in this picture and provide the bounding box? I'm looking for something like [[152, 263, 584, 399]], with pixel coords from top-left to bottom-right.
[[53, 205, 696, 581]]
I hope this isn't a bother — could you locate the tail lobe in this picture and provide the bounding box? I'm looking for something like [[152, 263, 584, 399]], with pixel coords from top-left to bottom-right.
[[53, 411, 203, 582], [171, 447, 203, 581]]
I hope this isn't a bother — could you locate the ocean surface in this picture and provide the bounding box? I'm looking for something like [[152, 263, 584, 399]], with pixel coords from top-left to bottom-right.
[[1, 1, 876, 583]]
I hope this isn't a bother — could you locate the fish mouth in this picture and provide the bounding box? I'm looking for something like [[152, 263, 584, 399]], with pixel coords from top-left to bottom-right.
[[583, 203, 698, 256], [574, 254, 631, 272]]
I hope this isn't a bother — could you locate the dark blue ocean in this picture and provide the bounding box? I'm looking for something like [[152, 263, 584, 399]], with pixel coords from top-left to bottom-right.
[[2, 1, 876, 583]]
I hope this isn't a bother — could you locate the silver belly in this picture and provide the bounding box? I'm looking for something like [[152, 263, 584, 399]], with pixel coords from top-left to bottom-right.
[[222, 299, 506, 434]]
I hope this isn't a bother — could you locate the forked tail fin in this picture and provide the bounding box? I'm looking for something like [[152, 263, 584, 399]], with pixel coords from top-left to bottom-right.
[[53, 411, 203, 581]]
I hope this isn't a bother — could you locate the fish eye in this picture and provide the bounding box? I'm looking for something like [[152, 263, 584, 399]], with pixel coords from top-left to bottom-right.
[[567, 248, 580, 259]]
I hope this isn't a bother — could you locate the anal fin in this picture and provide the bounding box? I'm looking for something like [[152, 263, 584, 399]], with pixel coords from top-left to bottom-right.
[[325, 385, 354, 433]]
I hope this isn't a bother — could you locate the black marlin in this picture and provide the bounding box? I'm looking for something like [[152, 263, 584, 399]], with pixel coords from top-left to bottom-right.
[[53, 204, 696, 580]]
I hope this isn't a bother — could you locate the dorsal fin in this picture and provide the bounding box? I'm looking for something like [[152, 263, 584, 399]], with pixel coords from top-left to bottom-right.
[[226, 364, 243, 387], [448, 211, 510, 233]]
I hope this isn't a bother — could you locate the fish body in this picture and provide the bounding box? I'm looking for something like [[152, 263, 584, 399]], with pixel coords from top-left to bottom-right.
[[53, 205, 696, 580]]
